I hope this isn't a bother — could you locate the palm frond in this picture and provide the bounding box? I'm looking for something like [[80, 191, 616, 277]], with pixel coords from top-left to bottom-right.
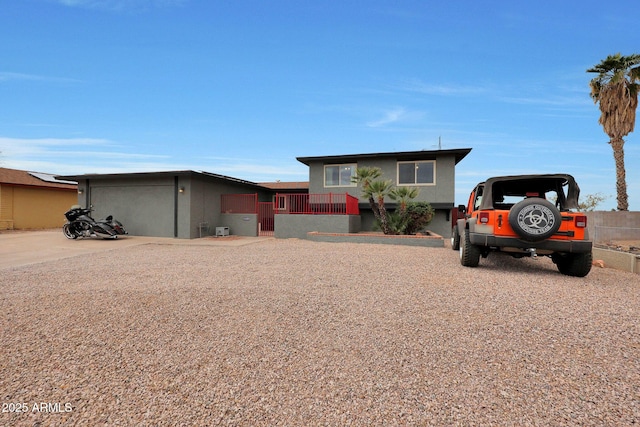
[[351, 166, 382, 186], [630, 66, 640, 83]]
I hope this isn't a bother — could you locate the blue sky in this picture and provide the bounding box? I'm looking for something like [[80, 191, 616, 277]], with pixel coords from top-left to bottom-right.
[[1, 0, 638, 209]]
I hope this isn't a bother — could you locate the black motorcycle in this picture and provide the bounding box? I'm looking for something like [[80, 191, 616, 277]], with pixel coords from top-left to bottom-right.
[[62, 205, 128, 239]]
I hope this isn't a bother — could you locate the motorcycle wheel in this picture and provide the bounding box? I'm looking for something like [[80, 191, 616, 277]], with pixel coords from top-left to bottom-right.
[[62, 223, 78, 239]]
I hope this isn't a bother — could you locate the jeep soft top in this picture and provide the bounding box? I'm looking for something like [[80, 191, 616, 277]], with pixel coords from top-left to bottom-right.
[[477, 174, 581, 211]]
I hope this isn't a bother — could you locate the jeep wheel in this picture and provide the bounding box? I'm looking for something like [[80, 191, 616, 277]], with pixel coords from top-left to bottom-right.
[[508, 198, 562, 242], [460, 228, 481, 267], [451, 225, 461, 250], [553, 252, 593, 277]]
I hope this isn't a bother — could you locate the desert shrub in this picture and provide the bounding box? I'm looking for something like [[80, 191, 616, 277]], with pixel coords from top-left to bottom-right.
[[401, 202, 434, 235], [385, 202, 434, 235]]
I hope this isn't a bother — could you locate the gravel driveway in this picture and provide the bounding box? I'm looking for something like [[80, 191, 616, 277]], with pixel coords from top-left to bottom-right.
[[1, 238, 639, 426]]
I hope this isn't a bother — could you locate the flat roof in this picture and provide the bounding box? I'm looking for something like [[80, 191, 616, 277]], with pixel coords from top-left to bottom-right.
[[296, 148, 472, 166], [56, 170, 265, 189]]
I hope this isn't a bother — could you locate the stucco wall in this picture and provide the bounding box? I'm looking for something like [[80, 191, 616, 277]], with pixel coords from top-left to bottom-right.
[[81, 176, 178, 238], [0, 184, 77, 229], [428, 210, 451, 238], [307, 154, 456, 207], [189, 176, 271, 238], [274, 214, 361, 239], [219, 213, 258, 236]]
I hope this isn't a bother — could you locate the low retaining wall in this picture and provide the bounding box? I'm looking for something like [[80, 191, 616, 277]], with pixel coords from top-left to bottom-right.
[[274, 214, 361, 239], [219, 213, 258, 236], [593, 247, 640, 275], [306, 231, 444, 247]]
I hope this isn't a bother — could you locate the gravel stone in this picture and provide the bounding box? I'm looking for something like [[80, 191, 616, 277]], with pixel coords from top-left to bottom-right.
[[1, 239, 639, 426]]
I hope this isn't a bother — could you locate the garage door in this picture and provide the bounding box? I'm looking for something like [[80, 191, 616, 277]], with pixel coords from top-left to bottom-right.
[[90, 184, 175, 237]]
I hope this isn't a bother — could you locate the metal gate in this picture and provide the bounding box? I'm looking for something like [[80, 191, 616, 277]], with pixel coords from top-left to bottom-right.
[[258, 202, 274, 236]]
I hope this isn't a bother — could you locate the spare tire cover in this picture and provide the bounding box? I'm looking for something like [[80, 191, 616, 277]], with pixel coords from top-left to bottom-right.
[[508, 198, 562, 242]]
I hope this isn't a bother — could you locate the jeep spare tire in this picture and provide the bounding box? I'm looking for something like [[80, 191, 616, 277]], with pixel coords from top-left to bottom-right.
[[508, 198, 562, 242]]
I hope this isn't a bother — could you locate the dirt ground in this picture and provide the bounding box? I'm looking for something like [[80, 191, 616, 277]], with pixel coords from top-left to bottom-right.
[[1, 233, 638, 426]]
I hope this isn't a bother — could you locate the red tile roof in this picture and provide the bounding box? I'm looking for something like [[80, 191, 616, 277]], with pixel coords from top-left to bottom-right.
[[0, 167, 77, 190]]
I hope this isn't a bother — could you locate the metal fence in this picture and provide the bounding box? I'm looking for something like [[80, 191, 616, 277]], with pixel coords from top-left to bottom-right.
[[258, 202, 274, 236], [220, 193, 258, 214], [222, 192, 360, 216], [274, 193, 360, 215]]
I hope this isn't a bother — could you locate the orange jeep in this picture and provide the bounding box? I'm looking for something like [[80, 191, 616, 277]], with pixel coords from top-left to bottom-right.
[[452, 174, 593, 277]]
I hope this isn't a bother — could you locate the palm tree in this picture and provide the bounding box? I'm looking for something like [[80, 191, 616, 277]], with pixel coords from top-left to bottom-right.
[[389, 186, 419, 215], [368, 179, 394, 234], [587, 53, 640, 210], [352, 166, 384, 224]]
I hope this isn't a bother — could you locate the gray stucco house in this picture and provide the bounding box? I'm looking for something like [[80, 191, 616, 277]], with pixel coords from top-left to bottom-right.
[[297, 148, 472, 237], [58, 148, 471, 239]]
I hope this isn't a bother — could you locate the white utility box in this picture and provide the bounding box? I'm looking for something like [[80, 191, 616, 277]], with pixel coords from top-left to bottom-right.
[[215, 226, 230, 237]]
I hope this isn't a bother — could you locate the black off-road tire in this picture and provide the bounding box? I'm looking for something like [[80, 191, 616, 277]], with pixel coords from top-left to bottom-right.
[[508, 198, 562, 242], [451, 225, 461, 250], [553, 252, 593, 277], [460, 228, 481, 267]]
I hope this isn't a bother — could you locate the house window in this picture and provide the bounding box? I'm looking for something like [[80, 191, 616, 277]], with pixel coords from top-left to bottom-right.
[[324, 164, 357, 187], [398, 161, 435, 185], [275, 194, 286, 211]]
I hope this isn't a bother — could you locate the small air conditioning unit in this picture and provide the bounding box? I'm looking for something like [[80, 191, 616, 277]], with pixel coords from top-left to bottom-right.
[[215, 226, 229, 237]]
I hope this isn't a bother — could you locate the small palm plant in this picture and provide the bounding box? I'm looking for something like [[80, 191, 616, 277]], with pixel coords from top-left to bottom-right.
[[353, 167, 432, 235], [388, 186, 420, 234], [351, 166, 384, 225], [389, 186, 419, 215], [368, 179, 394, 234]]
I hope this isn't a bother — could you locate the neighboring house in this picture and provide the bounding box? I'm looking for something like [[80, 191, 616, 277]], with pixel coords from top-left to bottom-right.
[[58, 170, 273, 238], [0, 167, 78, 230], [296, 148, 472, 237]]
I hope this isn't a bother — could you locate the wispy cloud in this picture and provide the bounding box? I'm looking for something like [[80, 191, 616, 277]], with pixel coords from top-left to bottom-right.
[[0, 72, 80, 84], [396, 78, 488, 96], [497, 94, 590, 107], [0, 137, 168, 174], [0, 136, 111, 151], [366, 107, 407, 128], [202, 157, 308, 181], [0, 72, 40, 82], [53, 0, 186, 11], [0, 136, 309, 182]]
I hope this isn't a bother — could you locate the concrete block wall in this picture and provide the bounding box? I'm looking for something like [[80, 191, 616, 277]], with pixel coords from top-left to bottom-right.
[[274, 214, 361, 239], [586, 211, 640, 243], [219, 213, 259, 237]]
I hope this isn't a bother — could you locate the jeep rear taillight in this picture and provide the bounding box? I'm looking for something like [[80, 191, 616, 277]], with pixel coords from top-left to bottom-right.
[[479, 212, 490, 224], [575, 215, 587, 228]]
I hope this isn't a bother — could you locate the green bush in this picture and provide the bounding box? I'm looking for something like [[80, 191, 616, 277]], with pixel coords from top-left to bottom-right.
[[386, 202, 434, 235]]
